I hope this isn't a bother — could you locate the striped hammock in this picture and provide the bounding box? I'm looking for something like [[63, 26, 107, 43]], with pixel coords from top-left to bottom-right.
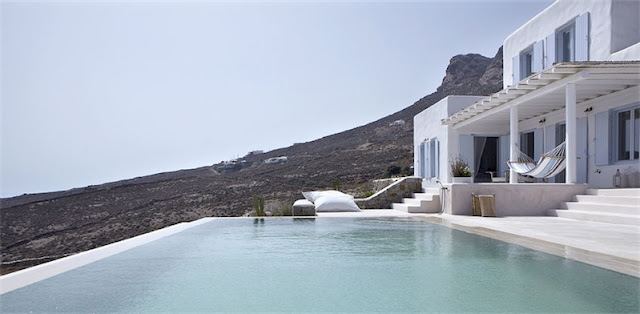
[[507, 142, 566, 178]]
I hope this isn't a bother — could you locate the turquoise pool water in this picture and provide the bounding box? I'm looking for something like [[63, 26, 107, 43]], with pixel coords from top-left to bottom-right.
[[1, 218, 638, 312]]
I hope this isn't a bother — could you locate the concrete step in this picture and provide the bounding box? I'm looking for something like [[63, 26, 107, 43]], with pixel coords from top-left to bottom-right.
[[412, 193, 438, 200], [392, 203, 423, 213], [403, 198, 427, 206], [404, 200, 440, 213], [549, 209, 640, 226], [393, 193, 440, 214], [563, 202, 640, 215], [586, 188, 640, 197], [423, 188, 440, 195], [575, 195, 640, 206]]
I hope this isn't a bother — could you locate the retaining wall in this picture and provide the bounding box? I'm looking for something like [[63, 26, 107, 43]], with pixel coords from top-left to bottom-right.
[[355, 177, 423, 209]]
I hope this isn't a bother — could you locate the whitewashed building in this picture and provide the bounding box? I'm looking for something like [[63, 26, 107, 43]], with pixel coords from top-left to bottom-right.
[[414, 0, 639, 215]]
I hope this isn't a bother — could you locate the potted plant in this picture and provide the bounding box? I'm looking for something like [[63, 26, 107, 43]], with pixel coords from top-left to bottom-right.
[[450, 156, 473, 183]]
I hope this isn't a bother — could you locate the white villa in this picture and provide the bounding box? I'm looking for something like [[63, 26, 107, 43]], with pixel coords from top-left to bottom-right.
[[413, 0, 639, 216]]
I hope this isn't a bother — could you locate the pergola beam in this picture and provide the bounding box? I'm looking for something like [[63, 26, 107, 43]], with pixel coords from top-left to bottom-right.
[[450, 71, 590, 129]]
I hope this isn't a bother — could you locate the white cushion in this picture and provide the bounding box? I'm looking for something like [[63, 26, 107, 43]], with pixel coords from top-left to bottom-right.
[[314, 194, 361, 212], [302, 190, 347, 203], [293, 199, 314, 207]]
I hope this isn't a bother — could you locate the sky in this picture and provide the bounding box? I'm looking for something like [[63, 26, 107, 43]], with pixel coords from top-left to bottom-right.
[[1, 0, 554, 198]]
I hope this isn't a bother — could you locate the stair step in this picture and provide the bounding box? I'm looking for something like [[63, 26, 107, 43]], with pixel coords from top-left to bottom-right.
[[403, 198, 427, 206], [586, 188, 640, 197], [412, 193, 438, 200], [392, 203, 424, 213], [549, 209, 640, 226], [575, 195, 640, 206], [423, 188, 440, 195], [392, 192, 440, 214], [563, 202, 640, 215], [405, 195, 439, 204]]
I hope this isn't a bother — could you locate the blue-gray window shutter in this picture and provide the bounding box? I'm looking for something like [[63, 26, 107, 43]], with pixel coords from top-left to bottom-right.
[[512, 55, 520, 85], [544, 125, 556, 182], [534, 128, 544, 158], [594, 111, 610, 166], [424, 141, 431, 178], [417, 144, 423, 177], [533, 40, 544, 73], [433, 139, 440, 178], [499, 135, 510, 175], [577, 117, 588, 183], [544, 124, 556, 151], [545, 33, 556, 68], [575, 12, 590, 61]]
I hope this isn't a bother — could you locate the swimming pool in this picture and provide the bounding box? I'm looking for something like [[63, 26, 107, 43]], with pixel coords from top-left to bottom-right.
[[1, 218, 638, 312]]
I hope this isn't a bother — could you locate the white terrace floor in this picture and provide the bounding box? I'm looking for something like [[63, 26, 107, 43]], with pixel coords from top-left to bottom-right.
[[318, 210, 640, 277]]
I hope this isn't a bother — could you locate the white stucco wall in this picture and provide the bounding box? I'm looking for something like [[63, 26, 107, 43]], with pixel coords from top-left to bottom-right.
[[414, 96, 483, 188], [503, 0, 640, 88], [444, 183, 588, 216], [611, 42, 640, 61]]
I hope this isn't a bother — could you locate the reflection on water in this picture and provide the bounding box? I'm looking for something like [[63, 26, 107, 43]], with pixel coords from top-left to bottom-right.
[[1, 218, 638, 313]]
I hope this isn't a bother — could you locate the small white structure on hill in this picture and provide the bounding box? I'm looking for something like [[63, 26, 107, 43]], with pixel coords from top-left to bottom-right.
[[264, 156, 288, 165], [415, 0, 640, 190], [247, 150, 264, 156], [389, 119, 406, 126]]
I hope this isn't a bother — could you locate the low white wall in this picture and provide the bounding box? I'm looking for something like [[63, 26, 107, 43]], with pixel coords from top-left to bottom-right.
[[444, 183, 588, 216]]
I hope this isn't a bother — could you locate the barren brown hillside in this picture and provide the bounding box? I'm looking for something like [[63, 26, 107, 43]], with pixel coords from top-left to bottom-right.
[[0, 47, 503, 274]]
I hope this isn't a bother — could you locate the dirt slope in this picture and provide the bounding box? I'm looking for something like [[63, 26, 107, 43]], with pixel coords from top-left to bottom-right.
[[0, 47, 503, 274]]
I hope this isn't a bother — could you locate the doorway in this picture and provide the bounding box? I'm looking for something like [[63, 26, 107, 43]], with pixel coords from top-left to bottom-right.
[[474, 137, 499, 183]]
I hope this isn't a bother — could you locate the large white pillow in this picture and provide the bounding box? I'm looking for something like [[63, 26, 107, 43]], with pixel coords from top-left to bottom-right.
[[302, 190, 347, 203], [293, 199, 314, 207], [314, 194, 361, 212]]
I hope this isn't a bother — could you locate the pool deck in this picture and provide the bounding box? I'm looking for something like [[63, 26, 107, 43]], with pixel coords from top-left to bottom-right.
[[318, 210, 640, 277]]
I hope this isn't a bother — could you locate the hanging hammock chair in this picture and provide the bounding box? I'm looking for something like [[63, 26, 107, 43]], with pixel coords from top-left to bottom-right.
[[507, 141, 566, 179]]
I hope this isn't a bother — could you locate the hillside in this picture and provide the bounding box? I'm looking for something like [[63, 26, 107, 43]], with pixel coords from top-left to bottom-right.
[[0, 47, 503, 274]]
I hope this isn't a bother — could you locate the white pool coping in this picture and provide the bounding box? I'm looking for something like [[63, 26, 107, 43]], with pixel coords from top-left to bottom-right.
[[315, 209, 413, 218], [421, 214, 640, 278], [0, 217, 217, 294], [2, 210, 638, 294]]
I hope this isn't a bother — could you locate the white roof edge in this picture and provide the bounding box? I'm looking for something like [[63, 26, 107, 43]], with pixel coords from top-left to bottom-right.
[[503, 0, 561, 46], [442, 62, 640, 126]]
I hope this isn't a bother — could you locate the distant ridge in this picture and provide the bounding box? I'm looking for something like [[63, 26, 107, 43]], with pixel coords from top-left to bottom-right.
[[0, 47, 503, 274]]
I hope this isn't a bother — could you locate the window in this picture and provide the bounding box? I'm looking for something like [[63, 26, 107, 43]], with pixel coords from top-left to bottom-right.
[[420, 139, 439, 178], [614, 106, 640, 161], [520, 131, 535, 159], [557, 22, 575, 62], [519, 47, 533, 80]]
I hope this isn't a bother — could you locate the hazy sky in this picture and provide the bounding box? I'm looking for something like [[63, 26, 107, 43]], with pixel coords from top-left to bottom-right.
[[1, 0, 554, 197]]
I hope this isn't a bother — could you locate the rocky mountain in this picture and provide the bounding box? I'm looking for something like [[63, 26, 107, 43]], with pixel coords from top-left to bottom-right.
[[0, 47, 503, 274]]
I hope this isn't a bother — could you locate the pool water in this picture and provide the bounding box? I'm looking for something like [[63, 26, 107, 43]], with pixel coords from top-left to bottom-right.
[[1, 218, 638, 312]]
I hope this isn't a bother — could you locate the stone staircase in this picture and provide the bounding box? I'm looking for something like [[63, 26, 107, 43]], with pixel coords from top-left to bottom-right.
[[392, 188, 441, 213], [547, 188, 640, 226]]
